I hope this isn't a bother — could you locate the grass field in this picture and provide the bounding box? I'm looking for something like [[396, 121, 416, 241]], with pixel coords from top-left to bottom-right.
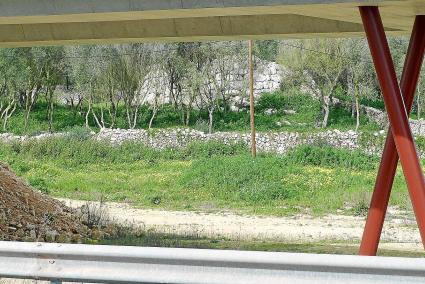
[[0, 136, 412, 216], [0, 90, 409, 217]]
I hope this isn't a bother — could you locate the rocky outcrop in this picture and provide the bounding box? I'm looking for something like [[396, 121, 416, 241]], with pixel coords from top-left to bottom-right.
[[60, 60, 285, 112], [360, 105, 425, 137]]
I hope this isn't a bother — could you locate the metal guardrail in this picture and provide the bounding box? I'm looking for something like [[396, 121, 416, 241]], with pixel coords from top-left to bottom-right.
[[0, 241, 424, 284]]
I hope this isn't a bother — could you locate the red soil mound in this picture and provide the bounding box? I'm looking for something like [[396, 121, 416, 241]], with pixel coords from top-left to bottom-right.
[[0, 163, 92, 242]]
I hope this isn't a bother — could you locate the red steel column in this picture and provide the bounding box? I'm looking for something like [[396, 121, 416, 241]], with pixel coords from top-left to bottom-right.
[[359, 15, 425, 256], [359, 6, 425, 252]]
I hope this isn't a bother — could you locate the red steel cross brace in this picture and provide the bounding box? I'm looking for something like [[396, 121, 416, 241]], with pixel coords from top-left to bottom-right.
[[359, 6, 425, 256]]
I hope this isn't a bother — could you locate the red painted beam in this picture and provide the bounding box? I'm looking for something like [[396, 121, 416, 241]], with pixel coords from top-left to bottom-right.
[[359, 6, 425, 253], [359, 15, 425, 256]]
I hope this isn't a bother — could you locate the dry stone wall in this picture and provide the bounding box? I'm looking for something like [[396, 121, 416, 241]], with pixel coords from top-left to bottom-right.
[[3, 125, 425, 157], [0, 128, 359, 155], [94, 128, 361, 154], [95, 127, 425, 157]]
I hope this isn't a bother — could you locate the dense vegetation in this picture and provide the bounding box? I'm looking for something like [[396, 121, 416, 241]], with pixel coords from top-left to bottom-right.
[[0, 38, 421, 135], [0, 133, 411, 216]]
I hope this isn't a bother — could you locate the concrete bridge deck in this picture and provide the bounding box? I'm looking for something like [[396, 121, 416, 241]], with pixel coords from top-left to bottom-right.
[[0, 0, 422, 46]]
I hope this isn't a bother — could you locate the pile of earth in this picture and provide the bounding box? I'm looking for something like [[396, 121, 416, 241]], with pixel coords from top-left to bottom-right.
[[0, 163, 115, 242]]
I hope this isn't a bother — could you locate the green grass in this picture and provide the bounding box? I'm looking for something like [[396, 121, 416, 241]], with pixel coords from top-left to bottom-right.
[[0, 138, 412, 216]]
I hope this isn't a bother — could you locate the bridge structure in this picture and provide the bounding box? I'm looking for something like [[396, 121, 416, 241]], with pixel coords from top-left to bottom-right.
[[0, 0, 421, 46], [1, 0, 425, 282]]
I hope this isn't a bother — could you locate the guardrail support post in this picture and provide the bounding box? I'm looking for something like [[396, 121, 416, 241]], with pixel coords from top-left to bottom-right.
[[359, 6, 425, 255]]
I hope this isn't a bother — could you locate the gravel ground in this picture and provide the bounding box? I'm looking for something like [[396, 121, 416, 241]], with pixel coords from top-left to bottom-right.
[[1, 197, 422, 284], [59, 199, 423, 251]]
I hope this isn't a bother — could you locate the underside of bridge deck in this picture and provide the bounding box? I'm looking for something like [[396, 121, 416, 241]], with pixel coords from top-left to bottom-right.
[[0, 0, 422, 46]]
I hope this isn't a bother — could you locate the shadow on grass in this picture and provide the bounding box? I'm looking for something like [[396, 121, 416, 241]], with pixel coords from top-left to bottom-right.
[[97, 232, 425, 258]]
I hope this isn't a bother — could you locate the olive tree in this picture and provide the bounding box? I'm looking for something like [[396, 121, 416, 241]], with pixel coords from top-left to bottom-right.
[[280, 39, 348, 128]]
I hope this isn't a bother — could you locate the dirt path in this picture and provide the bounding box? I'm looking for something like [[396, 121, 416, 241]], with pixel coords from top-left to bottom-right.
[[1, 200, 422, 283], [58, 199, 422, 251]]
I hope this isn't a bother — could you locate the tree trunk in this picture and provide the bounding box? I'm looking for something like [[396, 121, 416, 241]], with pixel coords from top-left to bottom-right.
[[347, 70, 355, 118], [24, 109, 30, 130], [418, 85, 421, 120], [148, 110, 157, 130], [108, 90, 118, 128], [149, 103, 158, 130], [185, 108, 191, 126], [131, 106, 139, 129], [321, 74, 340, 128], [126, 105, 132, 129], [24, 90, 31, 131], [3, 114, 8, 131], [100, 106, 105, 128], [47, 88, 55, 133], [180, 104, 186, 125], [355, 95, 360, 132], [24, 87, 39, 131], [322, 98, 330, 128], [92, 109, 103, 129], [1, 101, 16, 131], [208, 108, 214, 134], [85, 101, 92, 128]]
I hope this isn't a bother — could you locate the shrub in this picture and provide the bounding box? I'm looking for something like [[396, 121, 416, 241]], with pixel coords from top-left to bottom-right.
[[4, 137, 248, 166], [79, 199, 110, 228], [192, 119, 210, 133], [65, 126, 93, 141], [179, 155, 295, 203], [184, 141, 248, 158], [257, 92, 287, 112], [283, 145, 378, 170], [257, 90, 317, 113]]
